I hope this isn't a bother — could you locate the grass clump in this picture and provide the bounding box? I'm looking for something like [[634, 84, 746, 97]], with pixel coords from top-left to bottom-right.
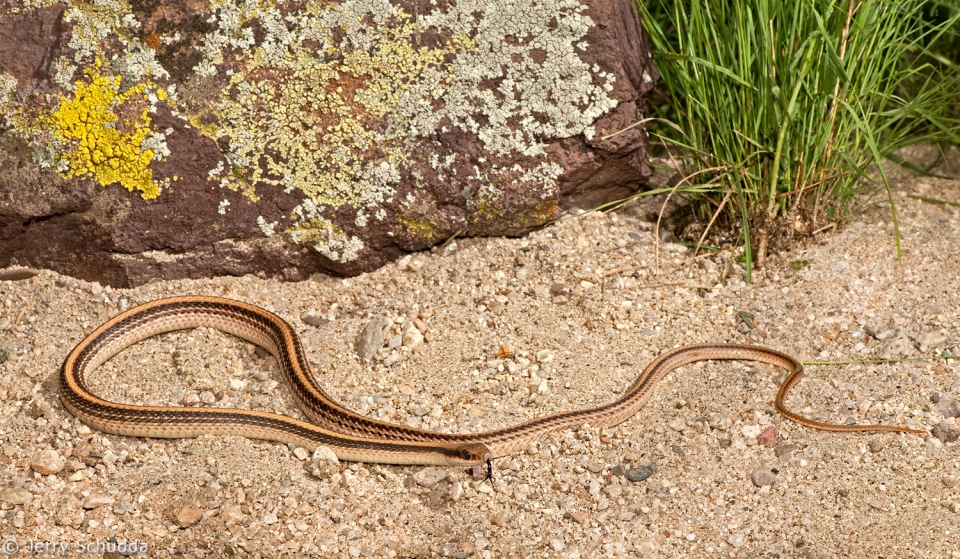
[[635, 0, 960, 281]]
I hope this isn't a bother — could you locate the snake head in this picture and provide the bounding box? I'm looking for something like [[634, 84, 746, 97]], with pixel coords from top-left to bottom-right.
[[449, 443, 492, 465]]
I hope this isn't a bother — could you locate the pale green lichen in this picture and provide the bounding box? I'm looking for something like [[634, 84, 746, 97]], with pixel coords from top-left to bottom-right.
[[207, 1, 463, 215], [257, 216, 278, 237], [189, 0, 616, 252]]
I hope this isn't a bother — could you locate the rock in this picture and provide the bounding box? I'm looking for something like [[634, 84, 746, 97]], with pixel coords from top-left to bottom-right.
[[667, 418, 687, 432], [301, 311, 330, 327], [727, 531, 747, 549], [448, 482, 464, 502], [491, 510, 510, 527], [222, 505, 246, 525], [868, 440, 885, 453], [878, 333, 912, 359], [262, 512, 279, 525], [570, 511, 589, 525], [82, 494, 115, 509], [626, 465, 655, 482], [774, 443, 799, 459], [496, 343, 515, 359], [175, 504, 204, 528], [413, 467, 447, 488], [932, 421, 960, 443], [55, 496, 84, 528], [0, 268, 38, 281], [915, 330, 947, 351], [0, 1, 657, 286], [402, 325, 424, 348], [751, 468, 775, 487], [356, 317, 389, 361], [308, 446, 340, 478], [31, 449, 65, 475], [113, 500, 136, 515], [757, 427, 779, 448], [741, 424, 761, 438], [864, 324, 898, 341], [0, 487, 32, 505], [292, 447, 310, 460], [937, 396, 960, 419], [585, 461, 605, 473]]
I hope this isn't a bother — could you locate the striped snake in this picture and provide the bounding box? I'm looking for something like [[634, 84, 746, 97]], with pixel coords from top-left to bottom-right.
[[60, 296, 924, 466]]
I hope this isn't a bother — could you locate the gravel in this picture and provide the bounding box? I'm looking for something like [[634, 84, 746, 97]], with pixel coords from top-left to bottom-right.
[[0, 150, 959, 557]]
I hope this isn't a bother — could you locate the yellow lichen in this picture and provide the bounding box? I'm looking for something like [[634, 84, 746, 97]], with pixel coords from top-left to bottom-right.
[[49, 63, 162, 200]]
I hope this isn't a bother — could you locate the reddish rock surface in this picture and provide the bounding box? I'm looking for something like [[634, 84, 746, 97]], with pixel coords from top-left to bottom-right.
[[0, 0, 657, 286]]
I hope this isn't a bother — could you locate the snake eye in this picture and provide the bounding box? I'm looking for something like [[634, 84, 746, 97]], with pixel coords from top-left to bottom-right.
[[461, 450, 472, 460]]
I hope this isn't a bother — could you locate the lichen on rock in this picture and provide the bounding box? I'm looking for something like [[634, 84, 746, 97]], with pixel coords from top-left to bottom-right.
[[48, 60, 166, 199]]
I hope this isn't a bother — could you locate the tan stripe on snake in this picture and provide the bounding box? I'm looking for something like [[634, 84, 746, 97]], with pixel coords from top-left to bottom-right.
[[60, 296, 924, 467]]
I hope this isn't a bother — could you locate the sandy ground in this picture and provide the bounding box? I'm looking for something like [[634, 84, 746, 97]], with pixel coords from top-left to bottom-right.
[[2, 147, 960, 558]]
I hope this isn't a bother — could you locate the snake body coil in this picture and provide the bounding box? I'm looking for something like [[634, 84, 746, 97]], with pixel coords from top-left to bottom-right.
[[60, 296, 923, 466]]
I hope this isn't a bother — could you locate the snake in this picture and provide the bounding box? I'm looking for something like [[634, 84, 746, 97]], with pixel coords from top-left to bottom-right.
[[59, 296, 925, 467]]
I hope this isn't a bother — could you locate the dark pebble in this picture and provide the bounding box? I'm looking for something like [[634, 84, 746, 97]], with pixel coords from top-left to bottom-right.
[[932, 422, 960, 443], [937, 396, 960, 419], [626, 465, 655, 482], [0, 268, 38, 281]]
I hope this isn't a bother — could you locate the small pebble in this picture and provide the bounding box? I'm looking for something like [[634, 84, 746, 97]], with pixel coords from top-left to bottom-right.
[[942, 475, 957, 489], [915, 330, 947, 351], [932, 421, 960, 443], [667, 418, 686, 432], [751, 468, 775, 487], [402, 325, 424, 347], [865, 324, 897, 341], [175, 505, 204, 528], [937, 396, 960, 419], [0, 487, 32, 505], [31, 449, 65, 475], [113, 500, 136, 515], [727, 531, 747, 548], [0, 268, 38, 281], [584, 461, 604, 473], [490, 511, 510, 526], [741, 424, 761, 438], [301, 311, 330, 327], [774, 443, 799, 459], [413, 466, 447, 488], [757, 427, 778, 447], [263, 512, 279, 525], [293, 447, 310, 460], [570, 511, 589, 524], [626, 465, 654, 482], [470, 464, 487, 481], [868, 440, 884, 453], [356, 317, 388, 361], [448, 482, 464, 502], [82, 494, 115, 509]]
